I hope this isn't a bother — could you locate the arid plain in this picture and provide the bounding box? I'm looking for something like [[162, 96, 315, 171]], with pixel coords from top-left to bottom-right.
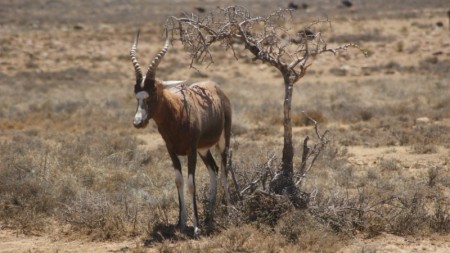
[[1, 0, 449, 252]]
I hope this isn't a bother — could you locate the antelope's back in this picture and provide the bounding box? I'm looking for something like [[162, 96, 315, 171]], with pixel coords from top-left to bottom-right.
[[186, 81, 230, 148]]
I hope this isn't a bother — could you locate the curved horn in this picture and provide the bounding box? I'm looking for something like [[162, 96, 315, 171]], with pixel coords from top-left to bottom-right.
[[145, 28, 169, 81], [130, 30, 143, 83]]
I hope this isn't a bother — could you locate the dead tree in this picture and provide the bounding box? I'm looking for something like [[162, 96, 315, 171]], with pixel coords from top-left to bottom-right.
[[167, 6, 363, 197]]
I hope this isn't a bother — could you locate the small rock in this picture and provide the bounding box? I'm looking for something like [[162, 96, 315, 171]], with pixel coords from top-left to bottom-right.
[[74, 24, 85, 30], [195, 7, 206, 13], [258, 64, 267, 71], [330, 65, 349, 76], [415, 117, 430, 124], [288, 2, 299, 10], [342, 0, 353, 8]]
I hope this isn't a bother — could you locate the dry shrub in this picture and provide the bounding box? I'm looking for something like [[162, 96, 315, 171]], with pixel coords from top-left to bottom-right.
[[362, 61, 402, 74], [63, 191, 125, 239], [427, 166, 439, 187], [330, 102, 376, 124], [329, 31, 395, 44], [0, 129, 158, 238], [277, 210, 344, 252], [379, 158, 401, 171], [247, 101, 281, 125], [306, 144, 450, 239], [188, 223, 342, 253], [0, 135, 58, 233], [389, 190, 429, 235], [429, 195, 450, 233], [415, 124, 450, 145], [410, 144, 438, 154], [241, 191, 293, 226], [418, 58, 450, 77]]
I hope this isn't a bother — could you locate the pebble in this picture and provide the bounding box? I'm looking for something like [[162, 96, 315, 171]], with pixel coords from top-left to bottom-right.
[[415, 117, 430, 124]]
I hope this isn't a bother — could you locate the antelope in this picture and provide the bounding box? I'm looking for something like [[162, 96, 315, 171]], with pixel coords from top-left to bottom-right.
[[129, 29, 232, 234]]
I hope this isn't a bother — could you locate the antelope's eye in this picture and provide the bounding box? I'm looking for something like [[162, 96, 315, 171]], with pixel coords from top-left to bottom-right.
[[135, 91, 150, 100]]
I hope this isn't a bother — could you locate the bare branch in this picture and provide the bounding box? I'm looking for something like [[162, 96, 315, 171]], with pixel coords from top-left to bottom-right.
[[295, 112, 330, 187], [240, 154, 276, 196], [318, 42, 368, 57], [168, 5, 365, 82]]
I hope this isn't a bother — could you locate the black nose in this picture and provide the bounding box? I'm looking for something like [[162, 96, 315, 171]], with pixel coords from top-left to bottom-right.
[[133, 120, 148, 129]]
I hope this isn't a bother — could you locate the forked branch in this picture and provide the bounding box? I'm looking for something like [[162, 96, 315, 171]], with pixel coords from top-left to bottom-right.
[[295, 112, 330, 188], [167, 5, 363, 78]]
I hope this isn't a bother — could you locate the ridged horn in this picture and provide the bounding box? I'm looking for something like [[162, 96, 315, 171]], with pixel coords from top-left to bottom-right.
[[130, 30, 143, 84], [145, 28, 169, 81]]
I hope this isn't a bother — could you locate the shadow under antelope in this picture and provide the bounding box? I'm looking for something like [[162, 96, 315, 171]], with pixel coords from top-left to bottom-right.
[[129, 29, 232, 235]]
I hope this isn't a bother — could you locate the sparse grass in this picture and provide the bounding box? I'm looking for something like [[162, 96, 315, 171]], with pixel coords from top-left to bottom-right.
[[0, 129, 161, 239], [379, 158, 401, 171], [411, 144, 438, 154], [329, 31, 395, 44], [1, 5, 450, 252]]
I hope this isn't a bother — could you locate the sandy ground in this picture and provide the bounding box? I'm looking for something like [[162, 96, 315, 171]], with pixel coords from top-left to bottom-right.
[[341, 233, 450, 253], [1, 228, 449, 253], [0, 229, 141, 253]]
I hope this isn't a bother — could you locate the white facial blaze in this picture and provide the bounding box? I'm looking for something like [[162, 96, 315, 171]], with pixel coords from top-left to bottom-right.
[[134, 91, 149, 126]]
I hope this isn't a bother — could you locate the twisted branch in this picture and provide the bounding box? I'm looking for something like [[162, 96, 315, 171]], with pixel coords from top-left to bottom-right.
[[166, 6, 362, 77]]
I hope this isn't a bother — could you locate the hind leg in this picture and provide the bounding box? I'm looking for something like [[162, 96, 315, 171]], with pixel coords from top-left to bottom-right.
[[218, 133, 231, 207], [199, 149, 218, 229]]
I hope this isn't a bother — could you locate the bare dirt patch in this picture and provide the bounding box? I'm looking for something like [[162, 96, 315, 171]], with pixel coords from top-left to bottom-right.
[[0, 229, 143, 253]]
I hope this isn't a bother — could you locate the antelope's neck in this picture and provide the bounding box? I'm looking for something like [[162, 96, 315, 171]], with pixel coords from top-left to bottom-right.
[[152, 87, 181, 127], [152, 87, 193, 155]]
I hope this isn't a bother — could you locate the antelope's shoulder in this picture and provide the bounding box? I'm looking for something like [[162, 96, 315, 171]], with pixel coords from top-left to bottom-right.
[[187, 81, 221, 94], [189, 80, 218, 88]]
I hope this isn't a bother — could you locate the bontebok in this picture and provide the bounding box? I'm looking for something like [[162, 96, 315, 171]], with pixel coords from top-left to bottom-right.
[[129, 29, 232, 235]]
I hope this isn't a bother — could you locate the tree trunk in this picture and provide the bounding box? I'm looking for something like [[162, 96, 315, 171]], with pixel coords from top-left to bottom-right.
[[281, 74, 294, 176], [270, 73, 296, 195]]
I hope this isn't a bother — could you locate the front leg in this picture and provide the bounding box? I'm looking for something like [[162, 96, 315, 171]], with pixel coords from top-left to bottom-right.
[[187, 147, 200, 235], [169, 151, 187, 230]]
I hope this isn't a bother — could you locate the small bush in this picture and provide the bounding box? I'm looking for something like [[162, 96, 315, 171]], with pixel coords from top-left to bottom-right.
[[389, 190, 429, 235], [410, 144, 437, 154], [329, 32, 395, 44], [430, 196, 450, 233], [379, 158, 401, 171], [242, 191, 293, 226], [427, 166, 439, 187]]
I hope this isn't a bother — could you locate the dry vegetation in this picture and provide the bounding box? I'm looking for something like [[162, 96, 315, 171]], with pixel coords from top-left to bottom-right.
[[1, 0, 450, 252]]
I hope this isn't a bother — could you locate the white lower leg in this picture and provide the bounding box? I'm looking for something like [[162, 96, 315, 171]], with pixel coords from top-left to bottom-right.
[[187, 174, 199, 234], [208, 168, 218, 210], [175, 170, 187, 227]]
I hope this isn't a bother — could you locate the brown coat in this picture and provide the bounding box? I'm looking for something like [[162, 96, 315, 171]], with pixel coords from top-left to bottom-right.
[[152, 80, 232, 155]]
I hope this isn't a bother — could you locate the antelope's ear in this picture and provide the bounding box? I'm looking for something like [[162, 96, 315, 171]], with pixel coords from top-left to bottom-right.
[[162, 80, 186, 87]]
